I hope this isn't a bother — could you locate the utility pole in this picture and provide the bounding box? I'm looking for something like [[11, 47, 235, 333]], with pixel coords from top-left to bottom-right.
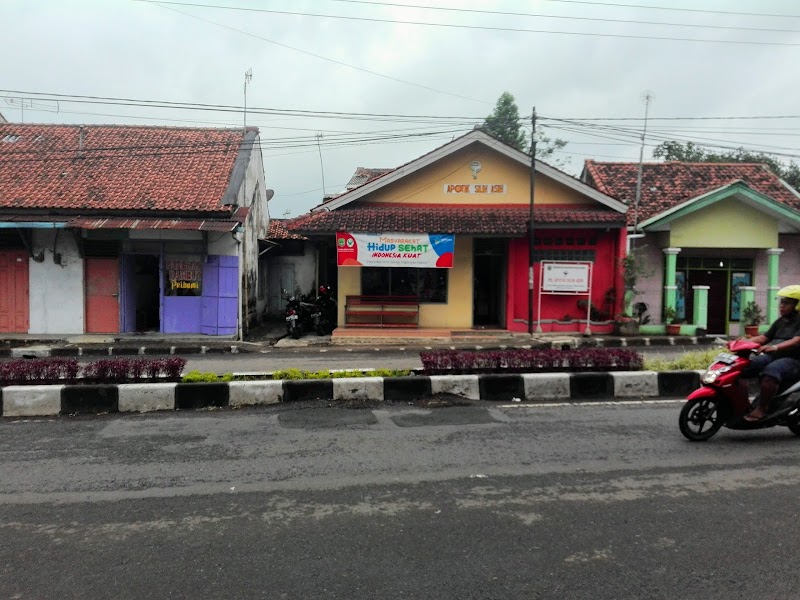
[[632, 91, 654, 235], [528, 107, 537, 336]]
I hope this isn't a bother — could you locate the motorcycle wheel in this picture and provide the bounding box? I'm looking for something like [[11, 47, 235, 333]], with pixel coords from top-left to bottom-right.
[[316, 318, 331, 336], [679, 397, 723, 442], [291, 324, 303, 339], [787, 414, 800, 437]]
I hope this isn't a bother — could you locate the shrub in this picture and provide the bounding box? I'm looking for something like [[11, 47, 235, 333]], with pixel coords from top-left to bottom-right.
[[271, 368, 411, 380], [419, 348, 644, 375], [181, 370, 229, 383], [0, 358, 80, 386], [0, 357, 186, 387], [164, 357, 188, 380]]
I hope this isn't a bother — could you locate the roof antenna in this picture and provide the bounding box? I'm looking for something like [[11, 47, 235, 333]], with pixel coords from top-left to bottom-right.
[[78, 125, 85, 159], [243, 68, 253, 135], [632, 90, 654, 235], [316, 132, 327, 197]]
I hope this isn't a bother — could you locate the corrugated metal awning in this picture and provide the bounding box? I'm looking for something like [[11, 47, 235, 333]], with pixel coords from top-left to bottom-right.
[[69, 217, 241, 232]]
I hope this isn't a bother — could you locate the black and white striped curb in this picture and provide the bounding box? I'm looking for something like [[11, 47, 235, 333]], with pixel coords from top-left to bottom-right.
[[0, 371, 703, 418]]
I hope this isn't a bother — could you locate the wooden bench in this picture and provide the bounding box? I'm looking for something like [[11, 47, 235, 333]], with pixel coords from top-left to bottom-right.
[[345, 295, 420, 328]]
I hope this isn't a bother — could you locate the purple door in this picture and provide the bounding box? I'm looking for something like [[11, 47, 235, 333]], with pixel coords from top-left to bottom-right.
[[201, 255, 238, 336]]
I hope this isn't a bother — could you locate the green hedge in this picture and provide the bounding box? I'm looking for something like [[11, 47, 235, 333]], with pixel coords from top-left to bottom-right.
[[644, 348, 723, 372], [271, 368, 411, 380]]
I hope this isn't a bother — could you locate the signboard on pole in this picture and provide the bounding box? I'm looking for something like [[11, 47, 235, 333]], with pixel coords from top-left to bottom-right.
[[541, 262, 590, 293], [537, 261, 594, 334], [336, 232, 455, 268]]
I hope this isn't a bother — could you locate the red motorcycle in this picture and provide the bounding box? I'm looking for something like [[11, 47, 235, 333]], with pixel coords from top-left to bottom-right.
[[679, 339, 800, 441]]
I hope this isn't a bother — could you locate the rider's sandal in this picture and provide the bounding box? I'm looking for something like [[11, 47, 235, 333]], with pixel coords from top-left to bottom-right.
[[744, 412, 766, 422]]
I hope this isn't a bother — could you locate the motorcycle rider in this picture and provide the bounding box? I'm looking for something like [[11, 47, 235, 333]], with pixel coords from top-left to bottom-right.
[[743, 285, 800, 422]]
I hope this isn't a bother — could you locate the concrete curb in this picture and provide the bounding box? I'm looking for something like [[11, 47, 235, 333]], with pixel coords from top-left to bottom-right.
[[1, 334, 725, 357], [0, 371, 701, 418]]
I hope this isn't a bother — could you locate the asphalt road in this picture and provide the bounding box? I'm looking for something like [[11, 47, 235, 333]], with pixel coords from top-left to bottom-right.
[[2, 398, 799, 599]]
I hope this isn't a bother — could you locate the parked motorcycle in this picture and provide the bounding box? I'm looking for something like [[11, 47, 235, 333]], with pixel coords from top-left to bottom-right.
[[312, 285, 337, 336], [284, 292, 304, 339], [679, 338, 800, 441]]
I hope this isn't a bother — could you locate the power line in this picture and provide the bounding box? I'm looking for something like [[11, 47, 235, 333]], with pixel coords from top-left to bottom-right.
[[13, 106, 476, 136], [0, 128, 474, 164], [144, 3, 491, 105], [0, 89, 483, 123], [137, 0, 800, 47], [544, 120, 800, 160], [535, 0, 800, 19], [206, 0, 800, 36], [543, 114, 800, 122], [12, 89, 800, 128]]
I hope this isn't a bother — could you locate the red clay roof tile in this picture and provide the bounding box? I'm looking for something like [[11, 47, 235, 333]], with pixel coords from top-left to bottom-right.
[[288, 203, 625, 234], [583, 161, 799, 226], [268, 218, 307, 240], [0, 124, 251, 214]]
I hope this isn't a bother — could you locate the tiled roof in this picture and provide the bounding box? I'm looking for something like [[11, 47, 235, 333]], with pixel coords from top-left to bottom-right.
[[583, 161, 800, 225], [344, 167, 394, 191], [319, 167, 395, 205], [0, 123, 253, 214], [268, 218, 307, 240], [288, 203, 625, 234]]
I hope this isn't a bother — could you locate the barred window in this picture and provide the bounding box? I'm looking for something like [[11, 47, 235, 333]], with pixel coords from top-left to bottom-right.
[[534, 249, 596, 262]]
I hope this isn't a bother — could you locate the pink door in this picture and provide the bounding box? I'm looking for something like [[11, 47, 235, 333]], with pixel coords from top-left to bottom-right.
[[0, 250, 29, 333], [85, 258, 120, 333]]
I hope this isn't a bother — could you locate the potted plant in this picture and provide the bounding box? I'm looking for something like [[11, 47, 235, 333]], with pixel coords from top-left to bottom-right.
[[664, 306, 681, 336], [741, 301, 764, 337]]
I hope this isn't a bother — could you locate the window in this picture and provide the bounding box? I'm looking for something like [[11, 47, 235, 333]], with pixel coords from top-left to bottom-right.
[[361, 267, 448, 303]]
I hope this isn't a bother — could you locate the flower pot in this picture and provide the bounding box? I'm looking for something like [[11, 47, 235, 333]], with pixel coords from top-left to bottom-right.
[[744, 325, 760, 337], [665, 323, 681, 336]]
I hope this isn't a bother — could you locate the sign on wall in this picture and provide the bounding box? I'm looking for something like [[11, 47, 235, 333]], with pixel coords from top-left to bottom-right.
[[442, 184, 506, 195], [164, 255, 202, 296], [336, 232, 455, 268], [541, 262, 590, 293]]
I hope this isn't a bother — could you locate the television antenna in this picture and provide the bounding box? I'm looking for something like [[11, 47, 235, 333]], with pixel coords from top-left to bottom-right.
[[243, 68, 253, 134], [4, 97, 60, 123]]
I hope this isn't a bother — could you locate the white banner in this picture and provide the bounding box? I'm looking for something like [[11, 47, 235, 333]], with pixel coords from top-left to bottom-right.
[[541, 262, 590, 293], [336, 232, 455, 268]]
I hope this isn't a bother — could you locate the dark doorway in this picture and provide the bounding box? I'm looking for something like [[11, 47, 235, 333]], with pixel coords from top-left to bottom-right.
[[473, 239, 506, 327], [133, 255, 160, 332], [687, 270, 727, 334]]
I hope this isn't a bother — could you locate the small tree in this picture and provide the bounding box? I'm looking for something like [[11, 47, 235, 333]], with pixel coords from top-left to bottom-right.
[[483, 92, 527, 151], [482, 92, 569, 167], [620, 247, 651, 319]]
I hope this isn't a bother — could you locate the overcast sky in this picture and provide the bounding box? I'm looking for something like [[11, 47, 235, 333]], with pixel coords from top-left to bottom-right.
[[2, 0, 799, 217]]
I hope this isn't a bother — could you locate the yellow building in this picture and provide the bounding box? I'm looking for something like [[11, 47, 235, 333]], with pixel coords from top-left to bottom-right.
[[291, 130, 628, 339]]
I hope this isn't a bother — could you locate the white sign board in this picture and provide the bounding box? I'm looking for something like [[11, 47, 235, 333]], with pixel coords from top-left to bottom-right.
[[541, 262, 590, 293]]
